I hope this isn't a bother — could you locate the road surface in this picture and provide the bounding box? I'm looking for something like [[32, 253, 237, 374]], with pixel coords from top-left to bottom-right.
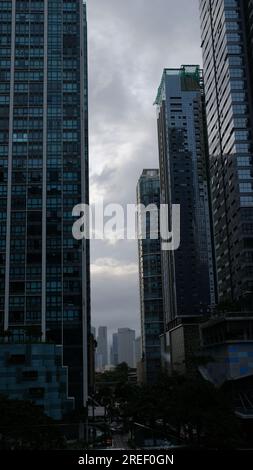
[[112, 434, 130, 450]]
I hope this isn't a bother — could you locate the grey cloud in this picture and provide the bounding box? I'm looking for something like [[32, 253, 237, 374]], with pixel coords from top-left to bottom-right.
[[87, 0, 201, 336], [91, 257, 140, 338]]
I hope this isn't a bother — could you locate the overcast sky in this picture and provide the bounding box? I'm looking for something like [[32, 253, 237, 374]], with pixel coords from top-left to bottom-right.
[[87, 0, 202, 340]]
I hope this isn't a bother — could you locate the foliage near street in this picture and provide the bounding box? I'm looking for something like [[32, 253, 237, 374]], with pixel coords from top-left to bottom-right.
[[95, 364, 242, 449], [0, 395, 65, 449]]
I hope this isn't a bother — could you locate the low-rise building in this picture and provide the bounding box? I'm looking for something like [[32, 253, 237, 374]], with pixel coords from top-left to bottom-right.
[[0, 342, 74, 420], [200, 312, 253, 385], [161, 316, 202, 377]]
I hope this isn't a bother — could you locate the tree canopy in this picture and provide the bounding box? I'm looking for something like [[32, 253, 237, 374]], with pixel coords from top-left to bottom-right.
[[0, 395, 65, 449]]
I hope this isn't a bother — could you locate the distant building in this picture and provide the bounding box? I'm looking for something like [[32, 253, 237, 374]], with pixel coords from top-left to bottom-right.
[[110, 333, 118, 366], [137, 169, 164, 383], [0, 343, 74, 420], [89, 327, 96, 394], [118, 328, 135, 368], [104, 364, 116, 372], [95, 353, 104, 373], [96, 327, 108, 370]]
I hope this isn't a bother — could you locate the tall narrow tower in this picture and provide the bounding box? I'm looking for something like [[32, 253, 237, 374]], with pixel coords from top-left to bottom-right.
[[137, 169, 164, 383], [155, 66, 215, 325], [0, 0, 90, 409]]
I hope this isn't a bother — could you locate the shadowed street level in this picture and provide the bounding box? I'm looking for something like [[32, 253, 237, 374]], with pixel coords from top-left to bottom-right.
[[112, 434, 130, 450]]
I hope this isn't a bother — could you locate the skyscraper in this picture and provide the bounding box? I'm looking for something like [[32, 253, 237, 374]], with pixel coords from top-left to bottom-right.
[[117, 328, 135, 368], [155, 66, 215, 325], [137, 169, 164, 383], [96, 326, 108, 370], [110, 332, 118, 366], [0, 0, 90, 410], [199, 0, 253, 306]]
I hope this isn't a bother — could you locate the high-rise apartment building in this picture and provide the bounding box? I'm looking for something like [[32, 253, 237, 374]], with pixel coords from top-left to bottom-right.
[[155, 66, 215, 326], [199, 0, 253, 306], [0, 0, 90, 410], [137, 169, 164, 383]]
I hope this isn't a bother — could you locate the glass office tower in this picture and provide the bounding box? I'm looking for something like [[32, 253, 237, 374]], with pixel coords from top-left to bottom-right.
[[199, 0, 253, 306], [155, 66, 215, 326], [0, 0, 90, 408], [137, 169, 164, 383]]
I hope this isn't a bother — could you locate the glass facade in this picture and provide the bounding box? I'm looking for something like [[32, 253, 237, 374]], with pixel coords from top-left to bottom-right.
[[0, 343, 74, 420], [201, 314, 253, 385], [137, 169, 164, 383], [0, 0, 90, 409], [155, 66, 215, 325], [199, 0, 253, 305]]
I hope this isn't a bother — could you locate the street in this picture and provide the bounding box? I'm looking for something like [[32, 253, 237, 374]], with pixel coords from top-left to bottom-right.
[[112, 434, 130, 450]]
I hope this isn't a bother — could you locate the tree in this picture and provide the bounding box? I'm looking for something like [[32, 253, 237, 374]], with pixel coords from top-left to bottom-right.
[[167, 376, 241, 447], [0, 395, 65, 449], [113, 373, 242, 449]]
